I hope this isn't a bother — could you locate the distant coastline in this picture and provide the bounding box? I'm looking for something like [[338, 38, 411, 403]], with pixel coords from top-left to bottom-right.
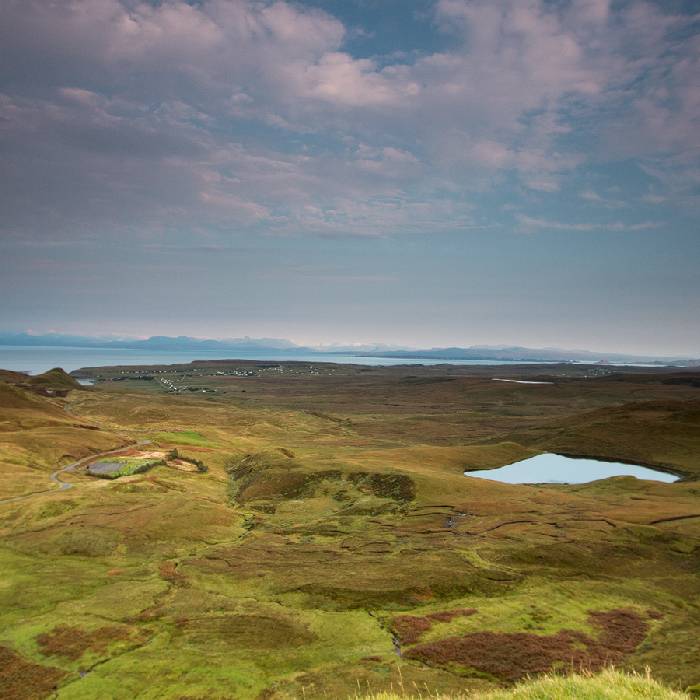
[[0, 345, 570, 375], [1, 333, 696, 369]]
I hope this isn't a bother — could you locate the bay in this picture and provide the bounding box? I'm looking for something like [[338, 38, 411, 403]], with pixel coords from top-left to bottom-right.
[[0, 345, 554, 374]]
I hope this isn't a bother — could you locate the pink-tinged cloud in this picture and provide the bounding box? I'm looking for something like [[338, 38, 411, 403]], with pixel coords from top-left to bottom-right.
[[0, 0, 697, 240]]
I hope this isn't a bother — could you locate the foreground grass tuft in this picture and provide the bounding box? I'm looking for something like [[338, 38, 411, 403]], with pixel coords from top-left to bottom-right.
[[356, 668, 690, 699]]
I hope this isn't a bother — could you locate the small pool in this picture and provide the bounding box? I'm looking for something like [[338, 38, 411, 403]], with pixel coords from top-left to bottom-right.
[[492, 378, 553, 385], [464, 453, 678, 484], [87, 461, 123, 476]]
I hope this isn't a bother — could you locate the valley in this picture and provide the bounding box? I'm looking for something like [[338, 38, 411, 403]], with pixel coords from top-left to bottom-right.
[[1, 361, 699, 698]]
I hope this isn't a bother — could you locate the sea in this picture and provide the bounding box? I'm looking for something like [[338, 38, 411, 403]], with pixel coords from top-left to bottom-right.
[[0, 345, 558, 375]]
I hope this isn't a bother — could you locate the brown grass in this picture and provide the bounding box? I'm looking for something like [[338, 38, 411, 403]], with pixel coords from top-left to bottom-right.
[[391, 615, 433, 645], [0, 645, 65, 700], [589, 609, 648, 653], [175, 614, 316, 648], [391, 608, 478, 645], [159, 560, 188, 585], [427, 609, 478, 623], [405, 609, 649, 682], [36, 625, 130, 661]]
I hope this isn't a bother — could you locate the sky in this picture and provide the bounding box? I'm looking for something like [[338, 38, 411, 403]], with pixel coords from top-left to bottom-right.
[[0, 0, 698, 354]]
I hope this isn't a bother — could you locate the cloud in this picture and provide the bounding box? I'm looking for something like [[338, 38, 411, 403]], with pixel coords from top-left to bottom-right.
[[0, 0, 697, 240], [642, 193, 667, 205], [294, 53, 420, 107], [580, 189, 604, 202], [516, 214, 661, 232], [579, 189, 627, 208]]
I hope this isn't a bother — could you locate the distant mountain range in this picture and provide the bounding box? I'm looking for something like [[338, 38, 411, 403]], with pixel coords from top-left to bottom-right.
[[0, 333, 298, 352], [0, 332, 697, 366], [351, 346, 698, 364]]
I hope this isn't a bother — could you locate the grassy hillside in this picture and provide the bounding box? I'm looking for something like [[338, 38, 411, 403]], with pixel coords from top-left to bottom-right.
[[0, 362, 698, 698], [0, 381, 124, 500], [0, 367, 82, 394], [28, 368, 82, 392]]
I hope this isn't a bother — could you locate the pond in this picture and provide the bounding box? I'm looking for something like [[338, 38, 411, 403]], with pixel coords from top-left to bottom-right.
[[492, 378, 554, 385], [464, 453, 679, 484], [87, 461, 124, 476]]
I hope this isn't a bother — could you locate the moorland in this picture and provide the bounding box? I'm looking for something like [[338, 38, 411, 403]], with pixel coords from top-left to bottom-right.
[[1, 359, 699, 698]]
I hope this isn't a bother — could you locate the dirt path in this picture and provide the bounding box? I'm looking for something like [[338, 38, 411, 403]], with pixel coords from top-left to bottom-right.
[[0, 440, 151, 506]]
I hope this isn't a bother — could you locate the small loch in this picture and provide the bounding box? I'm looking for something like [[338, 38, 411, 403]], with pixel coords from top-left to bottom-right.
[[87, 461, 123, 476], [464, 453, 679, 484], [492, 378, 554, 385]]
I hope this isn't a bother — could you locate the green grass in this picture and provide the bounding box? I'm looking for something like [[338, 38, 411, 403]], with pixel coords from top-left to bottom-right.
[[357, 668, 690, 699], [1, 364, 700, 698], [154, 430, 211, 446]]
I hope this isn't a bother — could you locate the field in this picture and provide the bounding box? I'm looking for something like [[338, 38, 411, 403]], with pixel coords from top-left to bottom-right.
[[0, 360, 699, 699]]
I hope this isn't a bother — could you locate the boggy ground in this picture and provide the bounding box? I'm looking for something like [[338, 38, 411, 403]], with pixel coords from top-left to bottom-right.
[[0, 362, 699, 699]]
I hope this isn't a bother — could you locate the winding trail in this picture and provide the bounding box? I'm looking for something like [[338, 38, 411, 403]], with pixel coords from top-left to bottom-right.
[[0, 440, 151, 506]]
